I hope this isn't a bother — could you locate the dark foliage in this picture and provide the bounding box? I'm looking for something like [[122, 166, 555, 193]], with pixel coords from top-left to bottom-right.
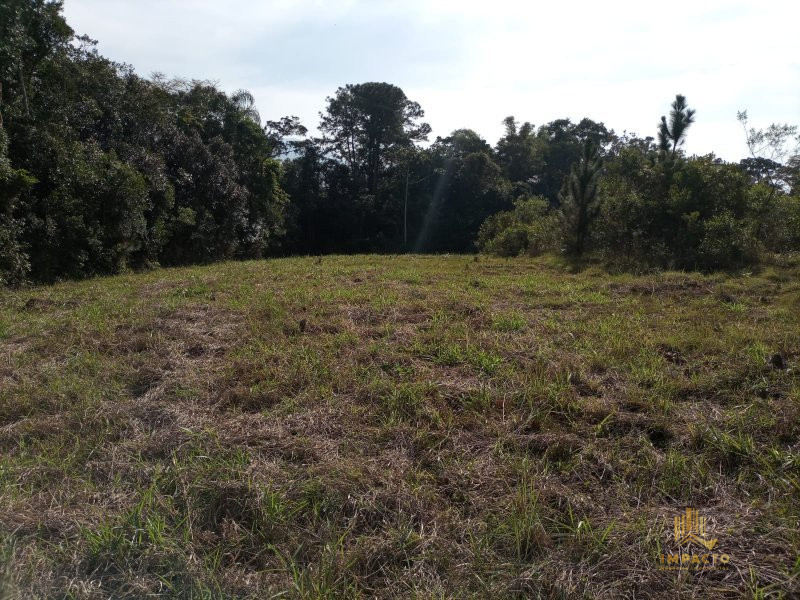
[[1, 2, 798, 283], [481, 99, 800, 271], [1, 1, 286, 283]]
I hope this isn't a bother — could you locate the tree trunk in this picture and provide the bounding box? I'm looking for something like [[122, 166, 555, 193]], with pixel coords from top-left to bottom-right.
[[19, 66, 30, 116]]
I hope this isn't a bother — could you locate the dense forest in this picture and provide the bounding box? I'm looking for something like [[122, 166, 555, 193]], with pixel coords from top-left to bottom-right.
[[1, 0, 799, 285]]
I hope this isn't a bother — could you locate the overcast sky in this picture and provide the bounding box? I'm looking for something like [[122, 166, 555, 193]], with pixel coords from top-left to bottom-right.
[[62, 0, 799, 160]]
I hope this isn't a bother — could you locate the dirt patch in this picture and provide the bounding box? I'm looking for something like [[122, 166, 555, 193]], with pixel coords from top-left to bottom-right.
[[512, 432, 584, 457], [117, 304, 242, 363], [609, 279, 712, 298]]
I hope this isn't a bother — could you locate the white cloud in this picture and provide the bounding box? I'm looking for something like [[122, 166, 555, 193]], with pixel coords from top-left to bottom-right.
[[62, 0, 800, 160]]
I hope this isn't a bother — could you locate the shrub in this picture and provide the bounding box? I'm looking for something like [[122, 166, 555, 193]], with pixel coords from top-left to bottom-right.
[[697, 211, 759, 270], [594, 153, 769, 270], [749, 186, 800, 253], [478, 197, 561, 257]]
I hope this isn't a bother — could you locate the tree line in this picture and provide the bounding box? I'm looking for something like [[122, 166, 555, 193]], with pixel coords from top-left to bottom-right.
[[2, 0, 799, 284]]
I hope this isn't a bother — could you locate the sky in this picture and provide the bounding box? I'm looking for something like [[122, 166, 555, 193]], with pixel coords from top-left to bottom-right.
[[62, 0, 800, 161]]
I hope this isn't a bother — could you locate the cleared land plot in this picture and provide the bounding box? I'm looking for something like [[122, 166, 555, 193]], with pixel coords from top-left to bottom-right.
[[1, 255, 798, 598]]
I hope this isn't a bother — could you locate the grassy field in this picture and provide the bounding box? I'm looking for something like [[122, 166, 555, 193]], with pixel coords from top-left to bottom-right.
[[1, 255, 798, 598]]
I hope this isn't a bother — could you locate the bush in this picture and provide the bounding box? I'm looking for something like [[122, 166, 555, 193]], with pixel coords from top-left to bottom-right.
[[697, 211, 759, 270], [594, 153, 770, 270], [749, 186, 800, 253], [478, 197, 561, 257]]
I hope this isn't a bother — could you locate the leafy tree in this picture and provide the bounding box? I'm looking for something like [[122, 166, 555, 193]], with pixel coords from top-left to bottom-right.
[[559, 140, 603, 255], [737, 110, 799, 193], [787, 157, 800, 195], [230, 89, 260, 124], [413, 130, 511, 252], [319, 82, 430, 194], [528, 118, 612, 204], [281, 140, 326, 253], [1, 2, 290, 281], [265, 115, 307, 157], [737, 110, 799, 164], [495, 117, 543, 192], [0, 123, 34, 284], [0, 0, 73, 121]]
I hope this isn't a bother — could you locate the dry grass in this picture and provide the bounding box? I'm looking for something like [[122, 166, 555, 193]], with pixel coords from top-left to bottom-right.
[[0, 255, 798, 598]]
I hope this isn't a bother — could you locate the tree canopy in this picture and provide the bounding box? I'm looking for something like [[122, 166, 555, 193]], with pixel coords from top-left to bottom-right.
[[1, 1, 799, 283]]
